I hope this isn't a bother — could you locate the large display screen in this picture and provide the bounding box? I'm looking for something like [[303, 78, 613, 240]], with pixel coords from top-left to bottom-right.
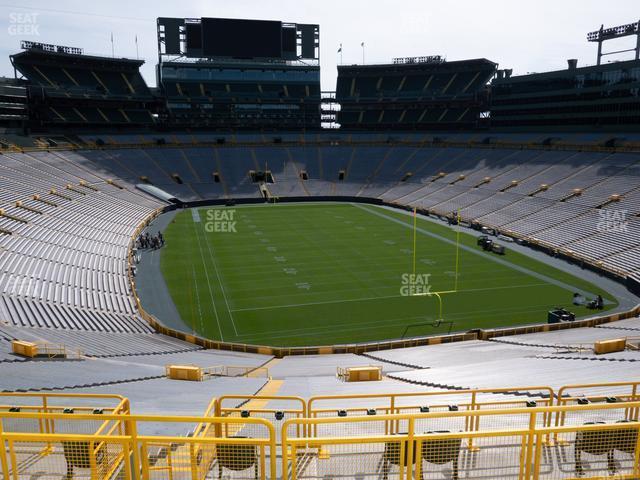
[[201, 18, 282, 58], [185, 22, 202, 51], [158, 17, 319, 60]]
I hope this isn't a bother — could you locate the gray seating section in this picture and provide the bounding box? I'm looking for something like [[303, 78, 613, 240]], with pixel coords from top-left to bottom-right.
[[489, 326, 640, 348], [58, 142, 640, 279], [594, 317, 640, 331], [0, 324, 200, 357], [0, 357, 165, 392], [273, 374, 432, 403], [1, 314, 637, 415], [111, 349, 272, 368], [358, 340, 552, 369], [391, 355, 640, 391], [268, 353, 409, 379], [0, 346, 270, 391], [72, 376, 269, 435], [1, 136, 640, 363], [0, 150, 165, 334]]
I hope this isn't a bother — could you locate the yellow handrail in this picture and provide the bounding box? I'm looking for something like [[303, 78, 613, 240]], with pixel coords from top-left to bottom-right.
[[0, 399, 639, 480]]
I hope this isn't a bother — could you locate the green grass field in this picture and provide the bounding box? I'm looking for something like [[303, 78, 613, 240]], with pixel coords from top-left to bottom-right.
[[160, 203, 617, 346]]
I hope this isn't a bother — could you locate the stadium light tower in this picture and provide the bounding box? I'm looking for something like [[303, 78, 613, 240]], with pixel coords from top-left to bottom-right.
[[587, 20, 640, 65]]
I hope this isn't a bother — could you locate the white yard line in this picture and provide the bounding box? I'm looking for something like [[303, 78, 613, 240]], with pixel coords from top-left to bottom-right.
[[192, 219, 224, 341], [236, 302, 555, 343], [191, 264, 204, 333], [231, 282, 548, 313], [201, 226, 239, 336]]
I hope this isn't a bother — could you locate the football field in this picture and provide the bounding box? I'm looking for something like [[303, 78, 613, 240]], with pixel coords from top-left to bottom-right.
[[160, 203, 616, 346]]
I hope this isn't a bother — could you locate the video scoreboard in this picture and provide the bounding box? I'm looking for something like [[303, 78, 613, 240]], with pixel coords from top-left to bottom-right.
[[157, 17, 319, 61]]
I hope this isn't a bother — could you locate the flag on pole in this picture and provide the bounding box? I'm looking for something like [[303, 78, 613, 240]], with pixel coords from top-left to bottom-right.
[[361, 42, 364, 47], [337, 44, 342, 53]]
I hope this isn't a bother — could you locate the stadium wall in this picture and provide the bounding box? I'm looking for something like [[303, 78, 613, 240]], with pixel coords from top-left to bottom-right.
[[4, 134, 640, 153]]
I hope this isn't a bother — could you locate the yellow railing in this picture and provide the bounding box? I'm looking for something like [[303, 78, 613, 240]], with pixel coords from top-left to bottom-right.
[[0, 398, 639, 479], [308, 386, 556, 440], [216, 395, 306, 419], [11, 340, 84, 359], [557, 381, 640, 406], [0, 411, 277, 480], [283, 401, 640, 480], [215, 395, 307, 447], [555, 381, 640, 444], [192, 397, 219, 479], [0, 392, 129, 413], [165, 364, 271, 381]]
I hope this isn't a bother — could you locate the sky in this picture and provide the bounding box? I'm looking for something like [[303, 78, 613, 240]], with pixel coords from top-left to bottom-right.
[[1, 0, 639, 90]]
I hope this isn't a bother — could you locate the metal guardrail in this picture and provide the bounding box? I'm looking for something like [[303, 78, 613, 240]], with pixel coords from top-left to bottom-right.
[[34, 342, 85, 359], [1, 400, 638, 479], [307, 387, 556, 448], [0, 392, 129, 417], [0, 411, 277, 480], [283, 402, 640, 480]]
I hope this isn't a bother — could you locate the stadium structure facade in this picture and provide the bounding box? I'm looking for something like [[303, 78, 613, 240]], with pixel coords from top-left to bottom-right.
[[5, 19, 640, 133], [10, 42, 157, 130], [491, 59, 640, 131], [158, 59, 321, 129], [336, 57, 496, 130]]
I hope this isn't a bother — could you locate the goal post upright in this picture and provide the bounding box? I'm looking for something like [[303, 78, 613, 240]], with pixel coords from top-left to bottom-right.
[[409, 207, 462, 327], [431, 291, 443, 320]]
